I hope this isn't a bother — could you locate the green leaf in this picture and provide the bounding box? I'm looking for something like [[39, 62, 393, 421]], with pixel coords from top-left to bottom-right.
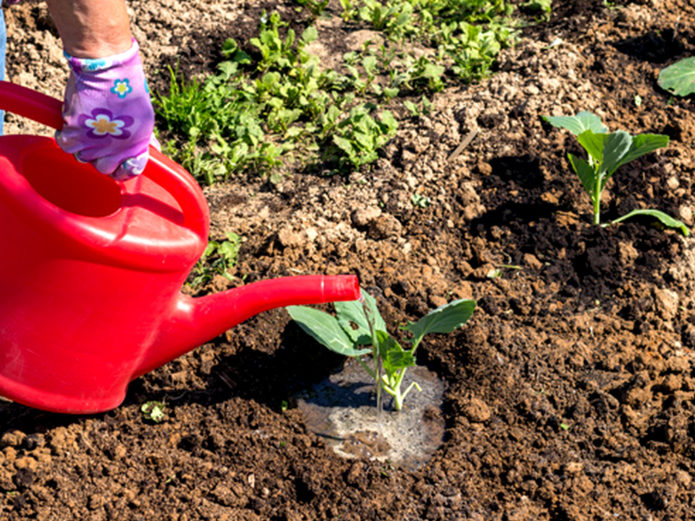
[[576, 130, 605, 164], [404, 100, 419, 116], [333, 135, 355, 154], [568, 153, 598, 198], [610, 209, 689, 236], [613, 133, 669, 173], [286, 306, 371, 357], [405, 299, 476, 341], [543, 112, 607, 135], [300, 26, 318, 44], [658, 57, 695, 97], [376, 330, 416, 374], [217, 240, 240, 264], [334, 292, 386, 345], [141, 401, 166, 423], [383, 87, 399, 99], [379, 110, 398, 133], [600, 131, 632, 180]]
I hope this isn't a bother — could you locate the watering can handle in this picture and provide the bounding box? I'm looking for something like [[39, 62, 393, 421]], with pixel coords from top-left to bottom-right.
[[0, 81, 208, 234]]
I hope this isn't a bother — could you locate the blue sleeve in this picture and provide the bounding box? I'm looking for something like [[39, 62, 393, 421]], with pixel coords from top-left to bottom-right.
[[0, 7, 6, 135]]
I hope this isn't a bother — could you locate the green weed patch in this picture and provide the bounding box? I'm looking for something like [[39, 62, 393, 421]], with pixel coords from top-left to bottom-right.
[[155, 0, 525, 183]]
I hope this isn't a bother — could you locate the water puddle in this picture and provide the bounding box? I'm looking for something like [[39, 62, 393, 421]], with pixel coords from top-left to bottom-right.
[[296, 358, 446, 469]]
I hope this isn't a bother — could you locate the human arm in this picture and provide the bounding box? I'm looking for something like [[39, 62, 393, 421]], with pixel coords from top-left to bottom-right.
[[45, 0, 155, 180]]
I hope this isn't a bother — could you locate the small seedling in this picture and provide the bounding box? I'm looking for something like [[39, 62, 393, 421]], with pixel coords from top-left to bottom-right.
[[411, 193, 431, 207], [486, 264, 522, 279], [330, 106, 398, 168], [543, 111, 688, 235], [190, 232, 243, 286], [296, 0, 330, 18], [287, 292, 475, 411], [141, 401, 166, 423]]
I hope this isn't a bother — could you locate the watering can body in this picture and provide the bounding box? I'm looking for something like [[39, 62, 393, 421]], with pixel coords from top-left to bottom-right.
[[0, 82, 359, 413]]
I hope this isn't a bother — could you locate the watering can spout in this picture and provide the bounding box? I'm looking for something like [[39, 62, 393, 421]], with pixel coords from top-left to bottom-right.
[[135, 274, 360, 378]]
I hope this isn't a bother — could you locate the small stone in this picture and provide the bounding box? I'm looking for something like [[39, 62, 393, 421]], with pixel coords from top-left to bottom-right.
[[0, 430, 25, 448], [351, 207, 382, 228], [540, 192, 559, 205], [679, 205, 693, 225], [476, 161, 492, 176], [675, 470, 692, 487], [564, 461, 584, 474], [429, 295, 448, 308], [304, 227, 318, 243], [463, 397, 491, 423], [113, 444, 127, 460], [14, 457, 38, 472], [368, 214, 402, 239], [48, 427, 67, 453], [277, 227, 302, 248], [653, 288, 679, 320], [666, 176, 679, 190], [3, 447, 16, 462], [453, 281, 474, 300], [523, 253, 543, 270], [618, 242, 639, 266]]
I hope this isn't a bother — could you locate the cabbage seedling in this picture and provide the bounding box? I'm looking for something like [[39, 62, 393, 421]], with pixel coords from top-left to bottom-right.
[[287, 292, 475, 411], [543, 111, 688, 235], [141, 401, 166, 423]]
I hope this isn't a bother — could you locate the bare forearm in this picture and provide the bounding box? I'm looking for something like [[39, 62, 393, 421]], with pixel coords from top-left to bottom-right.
[[45, 0, 133, 58]]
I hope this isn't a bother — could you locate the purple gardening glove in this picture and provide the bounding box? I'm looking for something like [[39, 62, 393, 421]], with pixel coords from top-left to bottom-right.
[[56, 39, 157, 181]]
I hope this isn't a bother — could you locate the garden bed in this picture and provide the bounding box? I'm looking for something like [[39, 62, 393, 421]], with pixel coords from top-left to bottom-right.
[[2, 0, 695, 519]]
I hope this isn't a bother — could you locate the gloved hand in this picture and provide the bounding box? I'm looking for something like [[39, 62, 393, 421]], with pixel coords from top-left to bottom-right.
[[56, 39, 156, 181]]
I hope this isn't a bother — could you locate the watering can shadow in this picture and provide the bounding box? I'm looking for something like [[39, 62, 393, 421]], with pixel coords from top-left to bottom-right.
[[0, 81, 360, 414]]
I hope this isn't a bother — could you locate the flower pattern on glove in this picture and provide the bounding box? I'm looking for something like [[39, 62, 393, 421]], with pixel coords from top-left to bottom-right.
[[110, 79, 133, 99], [80, 108, 133, 139]]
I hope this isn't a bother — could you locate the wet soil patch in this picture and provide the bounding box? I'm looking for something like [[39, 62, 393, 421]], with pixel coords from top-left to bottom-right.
[[297, 359, 446, 469]]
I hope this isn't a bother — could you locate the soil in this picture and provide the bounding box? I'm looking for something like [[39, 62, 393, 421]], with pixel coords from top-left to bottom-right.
[[2, 0, 695, 519]]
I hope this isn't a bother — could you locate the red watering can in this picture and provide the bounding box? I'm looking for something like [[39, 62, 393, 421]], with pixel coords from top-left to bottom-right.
[[0, 82, 359, 414]]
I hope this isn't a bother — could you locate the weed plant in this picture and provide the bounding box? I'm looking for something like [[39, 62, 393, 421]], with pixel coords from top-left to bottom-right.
[[155, 0, 525, 183], [189, 232, 243, 287]]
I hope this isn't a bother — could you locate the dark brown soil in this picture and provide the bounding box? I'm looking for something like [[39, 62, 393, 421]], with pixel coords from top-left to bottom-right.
[[3, 0, 695, 519]]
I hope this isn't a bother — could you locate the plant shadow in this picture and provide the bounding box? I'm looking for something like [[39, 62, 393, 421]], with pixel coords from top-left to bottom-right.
[[612, 28, 692, 64], [123, 318, 350, 413]]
